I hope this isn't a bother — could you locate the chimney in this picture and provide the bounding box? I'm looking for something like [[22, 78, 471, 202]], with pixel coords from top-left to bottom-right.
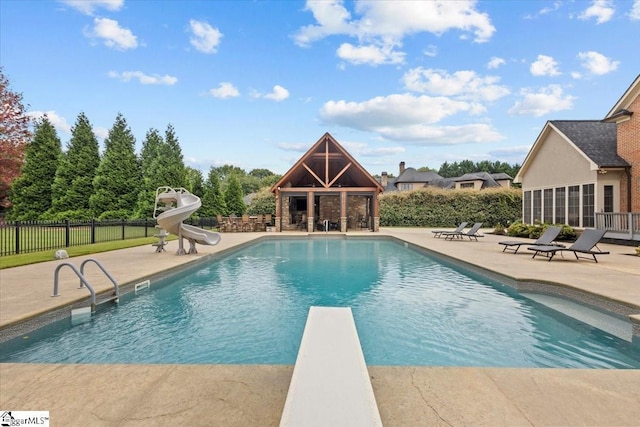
[[381, 171, 388, 187], [399, 161, 405, 174]]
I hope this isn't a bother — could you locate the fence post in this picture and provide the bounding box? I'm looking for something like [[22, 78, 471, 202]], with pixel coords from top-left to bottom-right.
[[65, 219, 71, 247], [91, 219, 96, 244], [15, 220, 20, 255], [122, 218, 126, 240], [145, 218, 148, 237]]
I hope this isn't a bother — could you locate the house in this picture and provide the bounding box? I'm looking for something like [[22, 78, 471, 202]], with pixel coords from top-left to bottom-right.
[[271, 133, 384, 232], [515, 74, 639, 240], [380, 161, 512, 192]]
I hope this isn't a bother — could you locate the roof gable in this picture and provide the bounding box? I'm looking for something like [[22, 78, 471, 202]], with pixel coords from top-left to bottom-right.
[[604, 74, 640, 121], [271, 133, 383, 192], [515, 120, 629, 182]]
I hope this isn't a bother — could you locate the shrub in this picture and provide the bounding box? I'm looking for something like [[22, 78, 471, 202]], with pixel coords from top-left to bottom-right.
[[379, 187, 522, 228]]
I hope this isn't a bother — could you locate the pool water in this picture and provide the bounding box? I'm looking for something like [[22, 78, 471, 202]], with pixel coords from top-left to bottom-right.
[[2, 238, 639, 368]]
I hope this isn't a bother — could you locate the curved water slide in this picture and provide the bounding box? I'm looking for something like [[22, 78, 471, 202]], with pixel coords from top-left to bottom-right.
[[155, 187, 221, 253]]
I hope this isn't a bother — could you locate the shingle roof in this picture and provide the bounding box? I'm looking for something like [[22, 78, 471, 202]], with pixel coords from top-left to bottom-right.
[[395, 168, 442, 183], [550, 120, 630, 168]]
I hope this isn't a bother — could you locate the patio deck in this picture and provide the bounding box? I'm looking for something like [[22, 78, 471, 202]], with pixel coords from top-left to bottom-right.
[[1, 228, 639, 426]]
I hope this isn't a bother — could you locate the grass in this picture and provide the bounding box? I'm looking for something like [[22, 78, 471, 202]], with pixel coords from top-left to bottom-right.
[[0, 236, 177, 269]]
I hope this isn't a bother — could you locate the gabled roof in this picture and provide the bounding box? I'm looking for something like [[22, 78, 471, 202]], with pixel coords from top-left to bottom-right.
[[455, 172, 507, 189], [515, 120, 629, 182], [604, 74, 640, 122], [271, 133, 383, 192]]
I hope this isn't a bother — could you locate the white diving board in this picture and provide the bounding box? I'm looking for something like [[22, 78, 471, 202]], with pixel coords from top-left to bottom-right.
[[280, 306, 383, 427]]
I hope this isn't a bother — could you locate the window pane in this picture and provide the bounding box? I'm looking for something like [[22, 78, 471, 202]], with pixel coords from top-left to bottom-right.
[[533, 190, 542, 222], [582, 184, 594, 227], [544, 189, 553, 223], [523, 191, 532, 224], [568, 185, 580, 226], [555, 187, 565, 224]]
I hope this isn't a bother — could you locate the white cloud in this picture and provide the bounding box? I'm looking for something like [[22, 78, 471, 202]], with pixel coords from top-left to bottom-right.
[[508, 85, 575, 117], [277, 142, 309, 152], [577, 51, 619, 75], [59, 0, 123, 15], [318, 93, 503, 144], [256, 85, 290, 101], [87, 17, 138, 50], [487, 57, 505, 69], [530, 55, 561, 76], [108, 70, 178, 85], [189, 19, 222, 54], [578, 0, 615, 24], [94, 127, 109, 140], [337, 43, 404, 66], [294, 0, 495, 66], [209, 82, 240, 99], [27, 111, 72, 134], [340, 141, 405, 157], [630, 0, 640, 20], [402, 68, 510, 102]]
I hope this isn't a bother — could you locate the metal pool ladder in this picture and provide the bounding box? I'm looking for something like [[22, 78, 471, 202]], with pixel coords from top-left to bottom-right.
[[53, 259, 120, 311]]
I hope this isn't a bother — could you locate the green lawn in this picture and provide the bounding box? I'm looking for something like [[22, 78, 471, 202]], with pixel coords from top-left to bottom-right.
[[0, 236, 177, 269]]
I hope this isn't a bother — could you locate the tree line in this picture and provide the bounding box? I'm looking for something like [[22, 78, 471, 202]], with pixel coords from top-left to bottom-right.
[[5, 112, 280, 221]]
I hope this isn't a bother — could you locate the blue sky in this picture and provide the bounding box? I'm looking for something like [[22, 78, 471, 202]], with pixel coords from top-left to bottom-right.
[[1, 0, 639, 177]]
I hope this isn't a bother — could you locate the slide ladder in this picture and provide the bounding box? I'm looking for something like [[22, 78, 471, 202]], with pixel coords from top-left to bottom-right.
[[52, 259, 120, 311]]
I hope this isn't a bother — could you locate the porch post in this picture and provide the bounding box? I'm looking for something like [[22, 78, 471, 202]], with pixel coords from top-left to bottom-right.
[[275, 188, 281, 232], [307, 191, 314, 232], [340, 191, 347, 232]]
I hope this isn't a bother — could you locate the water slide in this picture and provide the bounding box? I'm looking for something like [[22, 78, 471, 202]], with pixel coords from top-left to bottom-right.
[[154, 187, 221, 254]]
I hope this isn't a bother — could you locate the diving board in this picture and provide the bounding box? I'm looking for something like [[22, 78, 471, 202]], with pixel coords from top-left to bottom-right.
[[280, 306, 382, 427]]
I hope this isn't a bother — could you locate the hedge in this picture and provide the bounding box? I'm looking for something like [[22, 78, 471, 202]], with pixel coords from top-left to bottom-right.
[[379, 187, 522, 228]]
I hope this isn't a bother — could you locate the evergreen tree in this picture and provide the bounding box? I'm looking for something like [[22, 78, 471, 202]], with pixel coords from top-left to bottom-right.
[[185, 167, 204, 198], [9, 115, 61, 220], [201, 168, 226, 216], [163, 124, 186, 188], [224, 173, 245, 216], [89, 113, 141, 219], [134, 128, 164, 218], [49, 112, 100, 218]]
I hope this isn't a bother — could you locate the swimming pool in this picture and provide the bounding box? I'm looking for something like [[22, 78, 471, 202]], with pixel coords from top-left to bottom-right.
[[2, 238, 639, 368]]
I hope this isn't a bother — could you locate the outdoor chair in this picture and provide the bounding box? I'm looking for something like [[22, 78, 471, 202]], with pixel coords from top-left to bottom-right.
[[432, 222, 467, 238], [241, 214, 252, 232], [254, 214, 266, 232], [527, 228, 610, 262], [499, 226, 563, 254], [443, 222, 484, 241]]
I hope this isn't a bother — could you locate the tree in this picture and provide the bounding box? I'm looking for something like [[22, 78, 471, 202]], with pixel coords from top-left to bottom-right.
[[0, 67, 32, 210], [224, 173, 246, 216], [134, 128, 164, 218], [90, 113, 141, 219], [201, 168, 226, 216], [9, 115, 61, 220], [184, 167, 204, 198], [48, 112, 100, 218], [162, 124, 186, 188]]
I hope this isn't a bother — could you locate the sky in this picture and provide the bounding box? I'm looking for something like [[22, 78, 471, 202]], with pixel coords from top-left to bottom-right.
[[1, 0, 639, 177]]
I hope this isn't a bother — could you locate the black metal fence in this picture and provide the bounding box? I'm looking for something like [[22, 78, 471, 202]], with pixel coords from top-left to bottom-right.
[[0, 217, 219, 256]]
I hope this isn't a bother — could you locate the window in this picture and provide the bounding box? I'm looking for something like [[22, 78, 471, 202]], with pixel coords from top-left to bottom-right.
[[555, 187, 565, 224], [604, 185, 613, 212], [533, 190, 542, 222], [459, 182, 475, 189], [582, 184, 594, 227], [398, 183, 412, 191], [568, 185, 580, 226], [543, 189, 553, 223], [523, 191, 532, 224]]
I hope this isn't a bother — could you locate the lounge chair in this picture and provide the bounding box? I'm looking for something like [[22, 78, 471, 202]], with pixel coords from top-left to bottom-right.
[[431, 222, 468, 238], [443, 222, 484, 241], [498, 226, 563, 254], [527, 228, 610, 262]]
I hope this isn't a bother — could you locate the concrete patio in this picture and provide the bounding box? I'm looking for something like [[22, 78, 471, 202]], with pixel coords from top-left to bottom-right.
[[1, 228, 639, 426]]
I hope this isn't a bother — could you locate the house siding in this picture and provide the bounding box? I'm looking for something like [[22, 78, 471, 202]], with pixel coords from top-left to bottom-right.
[[616, 95, 640, 212]]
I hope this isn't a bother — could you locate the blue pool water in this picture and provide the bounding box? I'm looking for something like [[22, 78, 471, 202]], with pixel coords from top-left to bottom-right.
[[2, 238, 639, 368]]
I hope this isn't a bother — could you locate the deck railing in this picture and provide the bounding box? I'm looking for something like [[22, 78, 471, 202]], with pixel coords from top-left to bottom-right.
[[595, 212, 640, 241]]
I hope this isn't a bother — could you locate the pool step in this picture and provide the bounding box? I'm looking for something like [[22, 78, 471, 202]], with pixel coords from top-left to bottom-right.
[[280, 306, 382, 427]]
